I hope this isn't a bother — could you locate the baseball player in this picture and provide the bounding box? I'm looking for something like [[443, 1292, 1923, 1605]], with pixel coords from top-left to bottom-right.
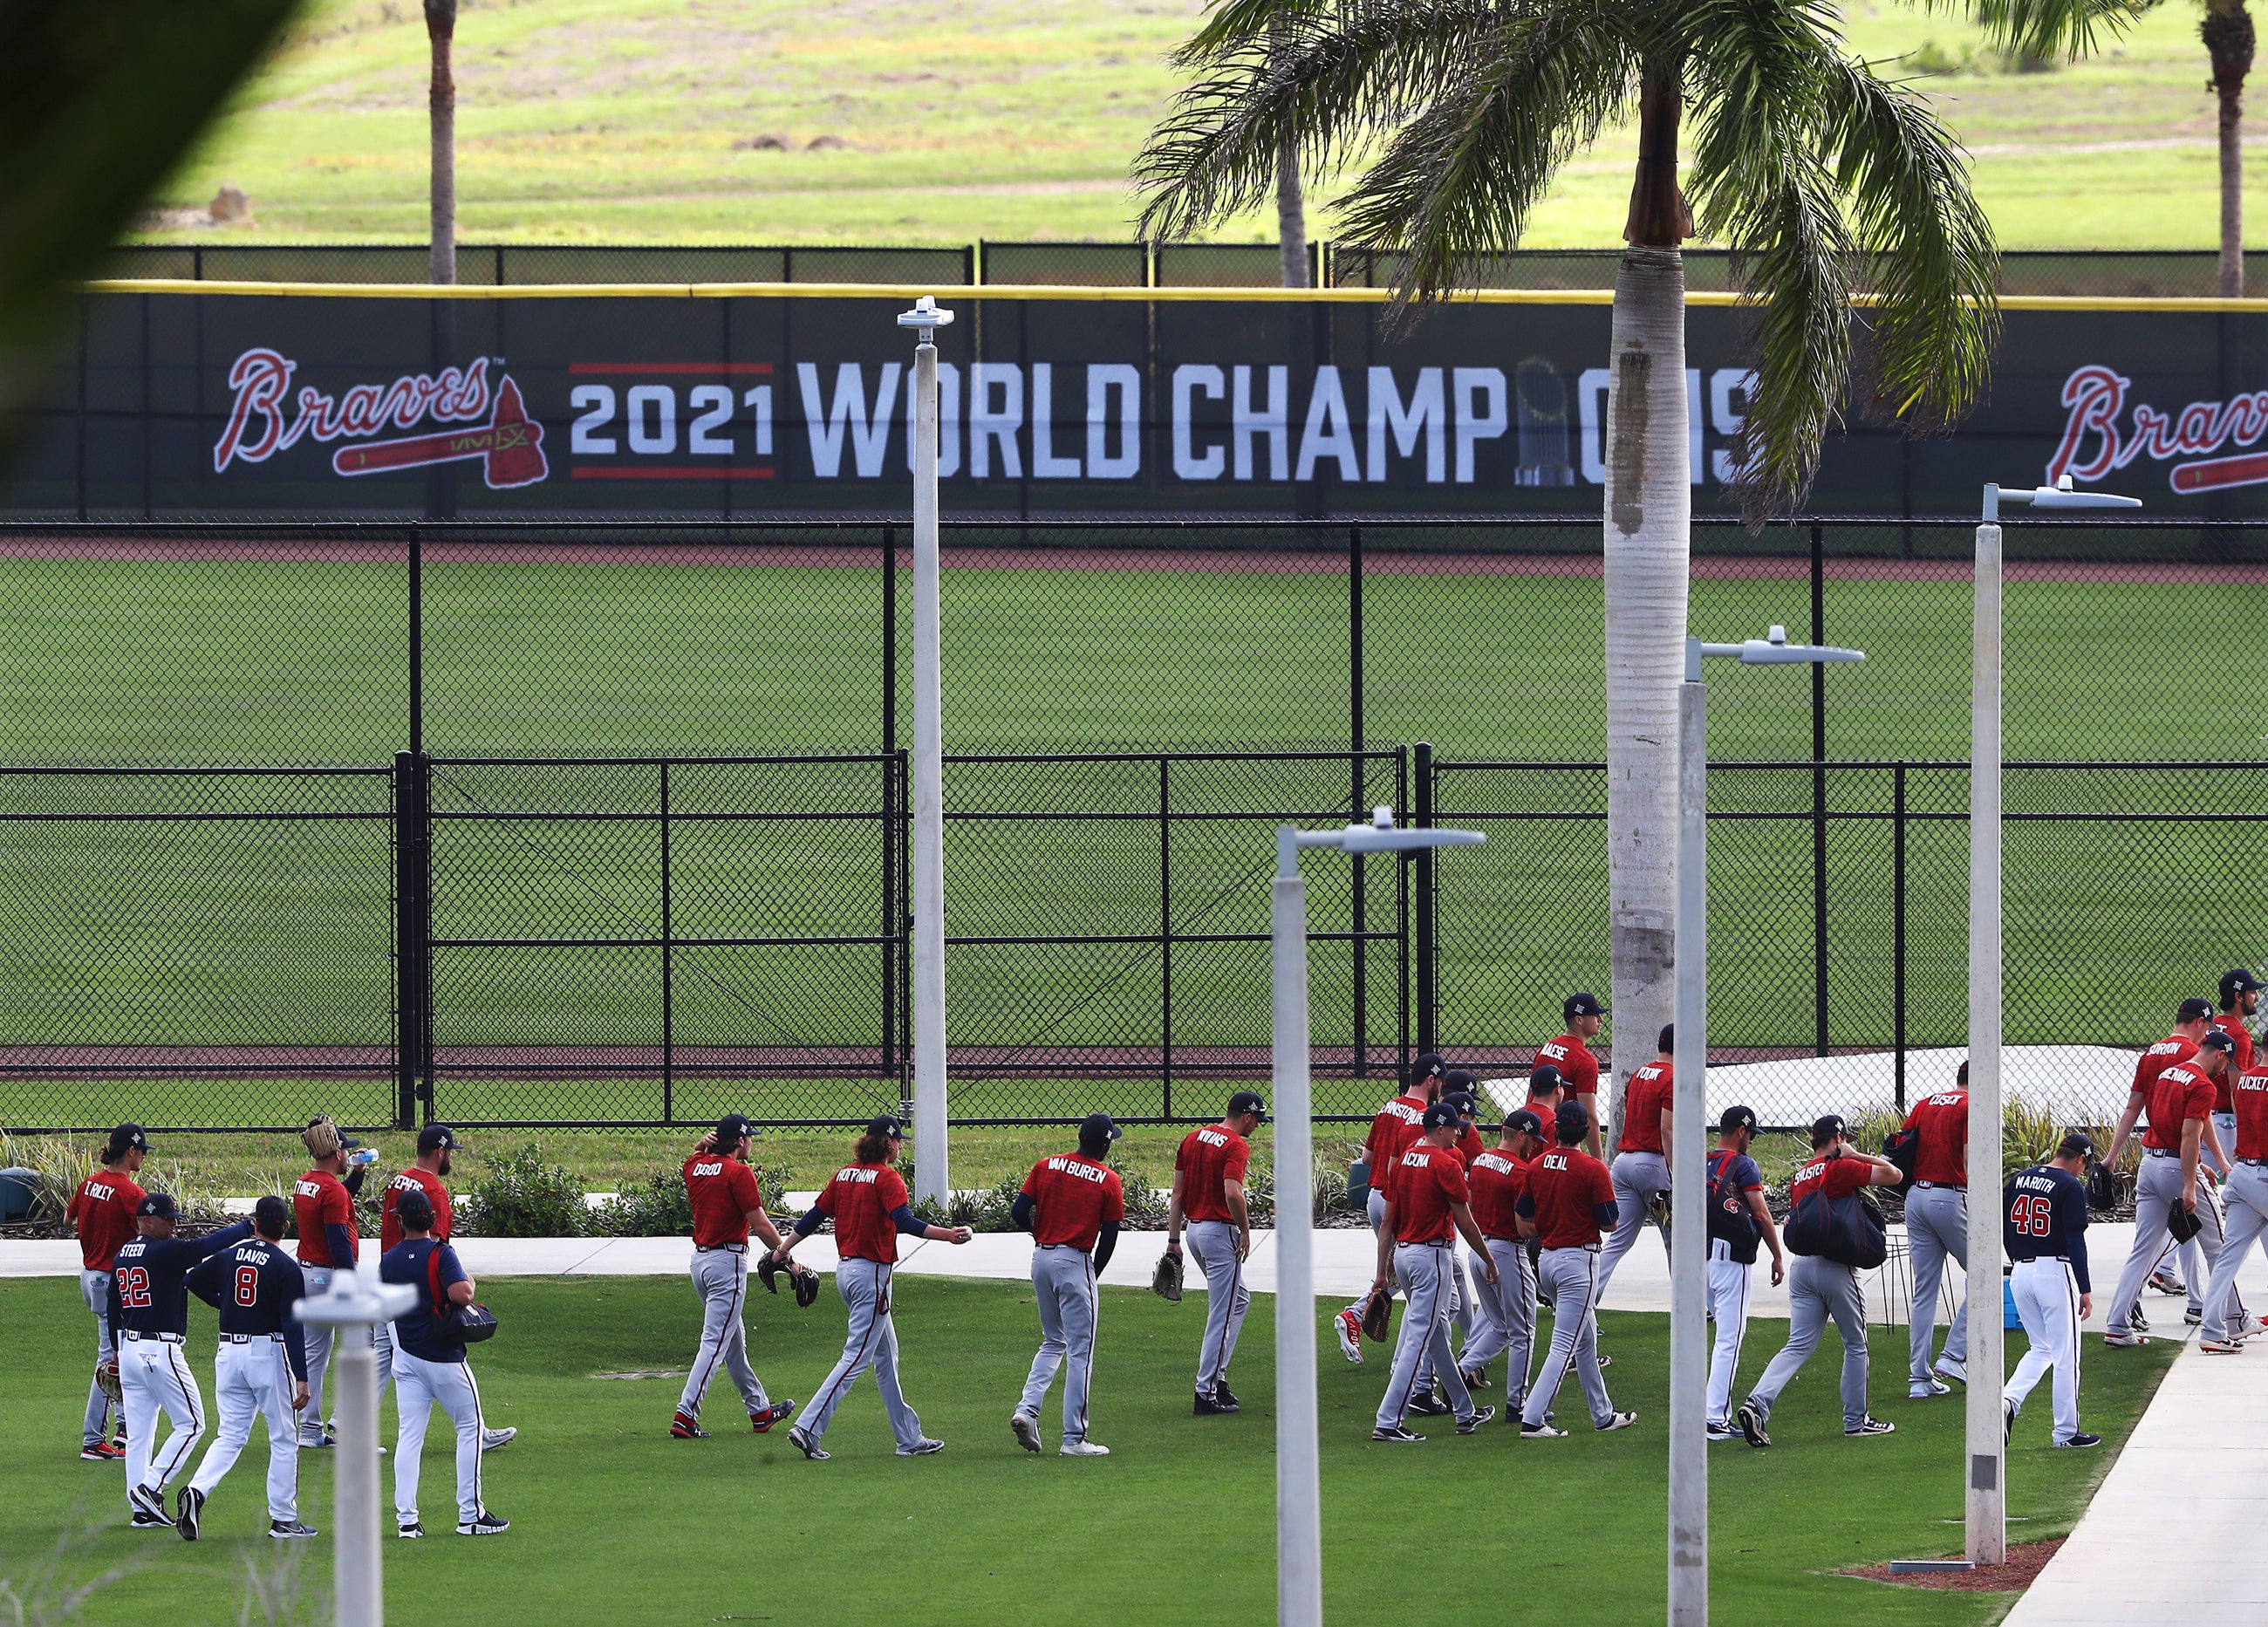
[[1516, 1100, 1635, 1437], [2210, 970, 2261, 1179], [108, 1195, 255, 1528], [179, 1195, 315, 1540], [1900, 1060, 1972, 1398], [1702, 1106, 1784, 1440], [381, 1187, 508, 1536], [1736, 1116, 1902, 1446], [772, 1115, 973, 1460], [291, 1115, 371, 1449], [1335, 1056, 1446, 1364], [373, 1125, 515, 1453], [2200, 1060, 2268, 1352], [2001, 1134, 2100, 1446], [1368, 1100, 1499, 1441], [67, 1123, 147, 1460], [1538, 993, 1607, 1159], [1457, 1107, 1545, 1418], [671, 1114, 797, 1440], [2105, 1027, 2238, 1345], [1167, 1090, 1267, 1414], [1411, 1084, 1484, 1405], [1010, 1112, 1125, 1457], [1596, 1025, 1674, 1302], [2124, 996, 2215, 1304]]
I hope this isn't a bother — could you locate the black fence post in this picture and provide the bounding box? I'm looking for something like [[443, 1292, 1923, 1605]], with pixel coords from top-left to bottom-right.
[[1159, 756, 1172, 1118], [1350, 523, 1367, 1077], [1812, 520, 1828, 1056], [408, 525, 424, 755], [660, 761, 673, 1125], [1414, 742, 1436, 1056], [1397, 745, 1411, 1078], [1893, 761, 1908, 1109], [882, 524, 897, 755], [882, 751, 898, 1089], [394, 750, 432, 1131]]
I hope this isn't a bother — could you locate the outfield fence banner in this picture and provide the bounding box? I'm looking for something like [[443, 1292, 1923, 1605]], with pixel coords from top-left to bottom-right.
[[2, 516, 2262, 1137], [10, 288, 2268, 519]]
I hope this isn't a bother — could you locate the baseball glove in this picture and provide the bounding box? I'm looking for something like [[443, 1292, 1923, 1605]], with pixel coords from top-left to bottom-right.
[[95, 1357, 121, 1405], [1151, 1248, 1184, 1302], [2169, 1200, 2206, 1243], [2085, 1161, 2118, 1213], [755, 1254, 823, 1307], [792, 1266, 820, 1309], [1360, 1285, 1391, 1343]]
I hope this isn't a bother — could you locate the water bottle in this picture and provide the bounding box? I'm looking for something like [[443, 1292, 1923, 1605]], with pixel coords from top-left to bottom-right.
[[348, 1147, 380, 1168]]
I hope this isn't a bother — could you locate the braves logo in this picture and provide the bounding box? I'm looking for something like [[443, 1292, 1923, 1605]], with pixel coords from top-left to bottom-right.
[[211, 347, 547, 489], [2050, 365, 2268, 494]]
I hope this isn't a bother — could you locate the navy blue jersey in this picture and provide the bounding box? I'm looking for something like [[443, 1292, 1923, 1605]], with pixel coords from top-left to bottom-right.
[[108, 1221, 254, 1338], [2003, 1165, 2092, 1292], [187, 1234, 311, 1380], [380, 1236, 468, 1364]]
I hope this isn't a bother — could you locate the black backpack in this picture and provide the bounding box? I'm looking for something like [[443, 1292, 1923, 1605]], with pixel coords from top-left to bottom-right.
[[1882, 1128, 1921, 1194], [1783, 1157, 1888, 1269], [1704, 1151, 1760, 1264]]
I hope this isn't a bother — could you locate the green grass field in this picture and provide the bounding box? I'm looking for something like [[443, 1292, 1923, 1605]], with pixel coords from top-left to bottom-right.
[[126, 0, 2268, 250], [0, 1275, 2180, 1626]]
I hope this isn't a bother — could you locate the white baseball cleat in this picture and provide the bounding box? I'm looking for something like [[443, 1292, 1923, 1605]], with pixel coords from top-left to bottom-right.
[[2102, 1330, 2149, 1348], [1010, 1412, 1042, 1453], [480, 1426, 516, 1451], [896, 1437, 945, 1456], [1059, 1439, 1110, 1457], [1931, 1357, 1967, 1385], [1335, 1308, 1364, 1365], [1909, 1375, 1951, 1399]]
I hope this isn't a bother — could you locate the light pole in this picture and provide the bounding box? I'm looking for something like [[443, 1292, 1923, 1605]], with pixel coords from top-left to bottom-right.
[[1964, 477, 2138, 1565], [295, 1262, 417, 1627], [897, 296, 953, 1204], [1673, 626, 1862, 1626], [1274, 805, 1481, 1627]]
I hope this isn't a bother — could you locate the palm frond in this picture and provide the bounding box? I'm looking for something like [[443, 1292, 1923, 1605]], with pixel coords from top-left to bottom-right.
[[1937, 0, 2146, 64]]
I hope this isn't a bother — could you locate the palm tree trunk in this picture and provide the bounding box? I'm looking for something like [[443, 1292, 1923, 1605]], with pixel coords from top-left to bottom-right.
[[1602, 72, 1692, 1139], [1272, 19, 1308, 289], [2205, 0, 2254, 297], [427, 0, 458, 285]]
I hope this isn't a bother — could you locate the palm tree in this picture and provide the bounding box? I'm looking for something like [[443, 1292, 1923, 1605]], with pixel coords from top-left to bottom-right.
[[1137, 0, 2111, 1113], [2203, 0, 2253, 295], [426, 0, 458, 284], [1272, 20, 1311, 286]]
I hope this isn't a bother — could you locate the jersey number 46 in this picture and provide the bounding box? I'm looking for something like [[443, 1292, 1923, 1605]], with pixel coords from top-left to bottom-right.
[[2010, 1195, 2053, 1237]]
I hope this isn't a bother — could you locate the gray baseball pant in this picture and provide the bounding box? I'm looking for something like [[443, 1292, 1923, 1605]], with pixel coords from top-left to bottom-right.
[[802, 1259, 924, 1451], [1748, 1254, 1870, 1432], [1903, 1183, 1970, 1384], [81, 1268, 116, 1449], [1413, 1248, 1469, 1391], [1458, 1239, 1534, 1407], [297, 1265, 336, 1446], [2202, 1162, 2268, 1342], [1598, 1151, 1670, 1302], [1018, 1245, 1099, 1442], [1374, 1243, 1478, 1429], [678, 1248, 772, 1423], [1521, 1247, 1615, 1429], [1185, 1220, 1250, 1399], [2108, 1153, 2237, 1336]]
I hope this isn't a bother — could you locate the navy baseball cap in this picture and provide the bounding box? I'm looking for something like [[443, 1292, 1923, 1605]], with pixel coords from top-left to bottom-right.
[[714, 1114, 755, 1146], [1078, 1112, 1123, 1144], [865, 1114, 906, 1138], [1527, 1063, 1564, 1097], [1227, 1090, 1269, 1122], [2059, 1131, 2097, 1160], [1421, 1100, 1460, 1131], [253, 1194, 290, 1227], [1506, 1109, 1543, 1138], [2180, 996, 2217, 1023], [136, 1193, 177, 1219], [394, 1188, 435, 1230], [418, 1123, 458, 1154], [1553, 1101, 1590, 1142], [2224, 968, 2263, 1001], [2202, 1029, 2237, 1054], [1410, 1054, 1446, 1084], [1957, 1060, 1970, 1085], [107, 1123, 148, 1155], [1811, 1114, 1848, 1145], [1442, 1068, 1479, 1092], [1718, 1104, 1758, 1134], [1443, 1091, 1479, 1119], [1564, 991, 1606, 1020]]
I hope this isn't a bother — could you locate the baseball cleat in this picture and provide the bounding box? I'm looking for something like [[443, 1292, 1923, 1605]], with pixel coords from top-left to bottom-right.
[[456, 1511, 510, 1536], [128, 1484, 166, 1521], [2053, 1432, 2102, 1449], [1213, 1380, 1240, 1409], [1335, 1308, 1364, 1364], [1193, 1391, 1239, 1416], [1705, 1422, 1736, 1442], [175, 1486, 204, 1542], [1932, 1357, 1967, 1385], [1596, 1412, 1638, 1432], [1845, 1416, 1897, 1437], [2149, 1268, 2187, 1297], [1735, 1400, 1770, 1448], [398, 1521, 425, 1540], [481, 1426, 516, 1451], [1406, 1391, 1452, 1417], [2102, 1330, 2149, 1347], [2185, 1309, 2206, 1326], [787, 1426, 830, 1461], [2131, 1304, 2151, 1332], [669, 1412, 710, 1439], [1910, 1376, 1951, 1398], [269, 1520, 318, 1539], [1010, 1412, 1043, 1453], [2200, 1337, 2246, 1353], [1059, 1439, 1110, 1457], [1455, 1406, 1497, 1434], [1371, 1425, 1426, 1443], [129, 1513, 173, 1530], [751, 1399, 796, 1434], [1595, 1352, 1613, 1370], [1519, 1422, 1567, 1439], [80, 1442, 123, 1461], [2005, 1398, 2018, 1443], [896, 1438, 946, 1457]]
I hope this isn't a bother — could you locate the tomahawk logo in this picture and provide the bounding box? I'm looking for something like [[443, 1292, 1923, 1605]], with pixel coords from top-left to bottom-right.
[[211, 347, 548, 489]]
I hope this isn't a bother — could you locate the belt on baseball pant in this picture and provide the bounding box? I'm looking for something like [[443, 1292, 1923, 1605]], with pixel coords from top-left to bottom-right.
[[2014, 1254, 2070, 1263], [2243, 1158, 2268, 1168], [695, 1243, 747, 1254], [1541, 1243, 1601, 1254], [1036, 1243, 1090, 1253], [1395, 1239, 1452, 1248], [123, 1331, 183, 1343], [220, 1333, 286, 1343], [2145, 1148, 2179, 1158], [1916, 1180, 1964, 1191]]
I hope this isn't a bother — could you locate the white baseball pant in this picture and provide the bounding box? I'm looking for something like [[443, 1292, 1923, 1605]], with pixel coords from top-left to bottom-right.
[[81, 1268, 117, 1449], [1458, 1238, 1534, 1407], [297, 1265, 337, 1446], [1521, 1247, 1616, 1430], [802, 1259, 925, 1450], [2003, 1256, 2082, 1444], [1598, 1151, 1670, 1302], [1704, 1239, 1756, 1429], [1018, 1246, 1100, 1442], [2202, 1162, 2268, 1342], [1748, 1254, 1870, 1432], [1185, 1220, 1250, 1400], [394, 1349, 484, 1527], [1374, 1243, 1478, 1430], [1903, 1182, 1969, 1384], [120, 1334, 205, 1507], [678, 1248, 772, 1423], [189, 1336, 302, 1521]]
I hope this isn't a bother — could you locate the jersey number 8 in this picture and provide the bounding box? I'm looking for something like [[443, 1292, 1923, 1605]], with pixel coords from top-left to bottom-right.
[[2010, 1195, 2053, 1237], [235, 1264, 261, 1307], [117, 1266, 152, 1308]]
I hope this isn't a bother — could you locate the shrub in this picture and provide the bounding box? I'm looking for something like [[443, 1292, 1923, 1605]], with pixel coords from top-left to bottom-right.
[[456, 1145, 587, 1238]]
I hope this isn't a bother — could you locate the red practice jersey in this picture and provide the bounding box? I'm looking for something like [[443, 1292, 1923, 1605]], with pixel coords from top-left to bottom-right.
[[67, 1169, 146, 1270], [683, 1154, 764, 1249], [2215, 1015, 2257, 1111], [2134, 1034, 2199, 1100], [2234, 1068, 2268, 1161], [1790, 1152, 1874, 1207], [1175, 1124, 1251, 1224], [292, 1169, 358, 1267], [1618, 1060, 1672, 1154], [1387, 1145, 1469, 1244], [1521, 1146, 1616, 1249], [1021, 1152, 1125, 1251], [2143, 1062, 2216, 1152], [1536, 1033, 1602, 1097], [1466, 1150, 1528, 1241], [379, 1166, 454, 1252], [1362, 1094, 1428, 1189], [1899, 1088, 1969, 1186], [817, 1160, 912, 1263]]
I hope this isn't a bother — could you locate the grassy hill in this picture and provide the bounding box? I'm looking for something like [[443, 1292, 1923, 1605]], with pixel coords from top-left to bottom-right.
[[136, 0, 2256, 251]]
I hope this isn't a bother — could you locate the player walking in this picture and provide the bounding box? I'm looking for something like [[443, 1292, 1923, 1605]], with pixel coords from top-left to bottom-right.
[[1538, 994, 1607, 1159], [179, 1195, 315, 1540], [2123, 997, 2215, 1305], [670, 1114, 797, 1440], [1456, 1107, 1545, 1418], [1411, 1084, 1484, 1405], [373, 1125, 515, 1452], [1167, 1090, 1267, 1414], [1368, 1101, 1499, 1442], [772, 1115, 974, 1460], [1900, 1061, 1972, 1398], [1516, 1102, 1635, 1438], [67, 1123, 147, 1460], [2200, 1059, 2268, 1352], [1010, 1113, 1125, 1457], [381, 1189, 508, 1536], [1334, 1056, 1445, 1364], [2002, 1134, 2100, 1446], [108, 1195, 255, 1528], [2211, 970, 2261, 1180], [1702, 1107, 1784, 1439], [1596, 1026, 1674, 1302], [1736, 1117, 1903, 1446], [291, 1116, 371, 1449], [2104, 1028, 2238, 1345]]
